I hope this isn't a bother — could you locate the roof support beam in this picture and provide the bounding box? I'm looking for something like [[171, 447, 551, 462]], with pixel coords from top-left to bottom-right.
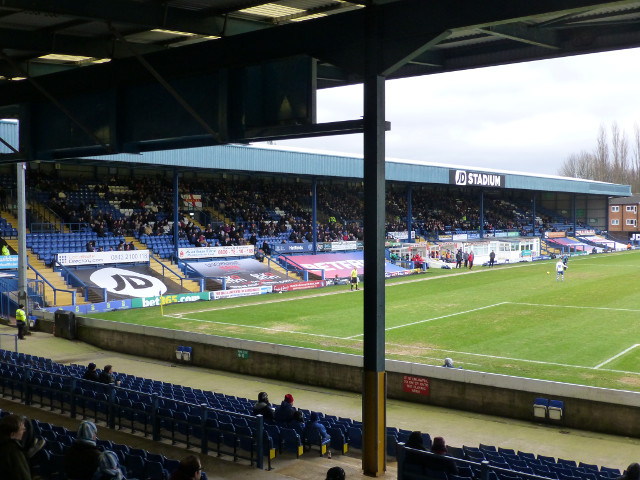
[[477, 24, 561, 49]]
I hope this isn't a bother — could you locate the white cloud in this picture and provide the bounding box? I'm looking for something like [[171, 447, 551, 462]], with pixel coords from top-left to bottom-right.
[[273, 47, 640, 177]]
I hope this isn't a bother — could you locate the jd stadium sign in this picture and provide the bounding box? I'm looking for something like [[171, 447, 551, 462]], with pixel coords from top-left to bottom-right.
[[449, 169, 505, 188]]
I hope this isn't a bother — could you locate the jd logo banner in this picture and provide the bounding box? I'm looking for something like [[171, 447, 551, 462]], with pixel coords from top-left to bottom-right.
[[90, 267, 167, 297], [449, 169, 505, 188]]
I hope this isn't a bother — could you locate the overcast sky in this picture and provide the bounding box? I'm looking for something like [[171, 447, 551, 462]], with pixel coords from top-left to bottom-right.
[[269, 47, 640, 177]]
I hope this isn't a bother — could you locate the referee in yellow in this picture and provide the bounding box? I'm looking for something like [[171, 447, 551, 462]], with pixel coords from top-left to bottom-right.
[[350, 267, 359, 291], [15, 303, 26, 339]]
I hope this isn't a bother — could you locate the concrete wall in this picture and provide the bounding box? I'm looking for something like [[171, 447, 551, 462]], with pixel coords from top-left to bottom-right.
[[37, 312, 640, 437]]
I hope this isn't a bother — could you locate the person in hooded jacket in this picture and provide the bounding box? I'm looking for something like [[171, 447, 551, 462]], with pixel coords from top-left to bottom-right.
[[92, 450, 127, 480], [274, 393, 296, 423], [252, 392, 274, 422], [64, 420, 101, 480], [303, 412, 330, 447], [82, 363, 99, 382]]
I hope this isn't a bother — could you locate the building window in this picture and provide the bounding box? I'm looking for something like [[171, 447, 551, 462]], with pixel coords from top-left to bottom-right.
[[611, 219, 619, 225], [611, 206, 619, 212], [626, 219, 637, 226], [626, 205, 637, 213]]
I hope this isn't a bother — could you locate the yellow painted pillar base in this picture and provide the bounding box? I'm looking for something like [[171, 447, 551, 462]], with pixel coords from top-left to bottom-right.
[[362, 370, 386, 476]]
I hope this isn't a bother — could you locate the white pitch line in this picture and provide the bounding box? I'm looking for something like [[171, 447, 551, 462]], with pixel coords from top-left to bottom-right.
[[595, 344, 639, 369], [510, 302, 640, 313], [346, 302, 511, 339], [165, 314, 350, 340]]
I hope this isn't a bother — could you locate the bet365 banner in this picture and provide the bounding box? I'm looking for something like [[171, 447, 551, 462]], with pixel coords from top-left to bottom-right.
[[131, 291, 210, 308]]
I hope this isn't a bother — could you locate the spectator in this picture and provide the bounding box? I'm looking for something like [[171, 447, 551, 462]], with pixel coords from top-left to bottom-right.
[[303, 412, 330, 448], [326, 466, 346, 480], [429, 436, 458, 474], [0, 414, 32, 480], [15, 303, 26, 340], [291, 410, 306, 435], [252, 392, 274, 422], [98, 364, 121, 386], [405, 430, 457, 475], [169, 454, 203, 480], [93, 450, 126, 480], [617, 463, 640, 480], [443, 358, 455, 368], [82, 362, 99, 382], [431, 436, 448, 454], [63, 420, 101, 480], [274, 393, 296, 423]]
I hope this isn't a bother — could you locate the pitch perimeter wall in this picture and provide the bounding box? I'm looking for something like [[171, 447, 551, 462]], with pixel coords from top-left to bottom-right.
[[36, 312, 640, 438]]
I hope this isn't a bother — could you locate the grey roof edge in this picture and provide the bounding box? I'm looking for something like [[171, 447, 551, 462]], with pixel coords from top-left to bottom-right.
[[73, 142, 630, 197]]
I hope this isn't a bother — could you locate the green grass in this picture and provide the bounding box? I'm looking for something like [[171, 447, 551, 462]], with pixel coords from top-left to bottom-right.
[[88, 251, 640, 391]]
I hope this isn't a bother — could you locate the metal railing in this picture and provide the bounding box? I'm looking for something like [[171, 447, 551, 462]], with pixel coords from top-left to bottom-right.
[[27, 264, 77, 306]]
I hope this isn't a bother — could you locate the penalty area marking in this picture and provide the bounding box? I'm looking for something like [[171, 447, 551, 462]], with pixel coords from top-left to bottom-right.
[[164, 313, 351, 341], [594, 344, 639, 369], [345, 301, 511, 339]]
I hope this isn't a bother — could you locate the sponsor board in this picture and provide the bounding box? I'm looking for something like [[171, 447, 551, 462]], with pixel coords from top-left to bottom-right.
[[577, 229, 596, 236], [131, 292, 210, 308], [90, 267, 168, 298], [452, 234, 467, 241], [272, 243, 314, 254], [327, 241, 358, 252], [45, 299, 133, 314], [273, 280, 326, 292], [449, 169, 505, 188], [212, 286, 272, 300], [0, 255, 18, 269], [57, 250, 149, 266], [545, 231, 566, 239], [178, 245, 254, 259], [384, 270, 414, 278], [387, 231, 416, 240]]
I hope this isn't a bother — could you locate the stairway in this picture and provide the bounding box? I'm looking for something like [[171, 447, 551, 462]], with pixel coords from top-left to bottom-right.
[[125, 237, 200, 293], [203, 206, 231, 225], [4, 239, 86, 307]]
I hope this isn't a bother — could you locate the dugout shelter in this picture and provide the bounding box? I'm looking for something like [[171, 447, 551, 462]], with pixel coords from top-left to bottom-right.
[[1, 1, 640, 475]]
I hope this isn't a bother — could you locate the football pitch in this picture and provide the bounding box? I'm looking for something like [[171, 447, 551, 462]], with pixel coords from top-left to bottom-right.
[[88, 250, 640, 392]]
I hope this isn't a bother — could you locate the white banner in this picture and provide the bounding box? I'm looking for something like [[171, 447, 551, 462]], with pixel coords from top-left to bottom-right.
[[57, 250, 150, 266], [211, 286, 272, 299], [178, 245, 255, 259], [387, 231, 415, 240], [330, 241, 358, 251]]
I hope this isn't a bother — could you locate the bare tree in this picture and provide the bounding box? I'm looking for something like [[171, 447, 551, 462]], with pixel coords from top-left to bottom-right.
[[610, 122, 629, 184], [594, 124, 610, 182], [559, 121, 640, 192]]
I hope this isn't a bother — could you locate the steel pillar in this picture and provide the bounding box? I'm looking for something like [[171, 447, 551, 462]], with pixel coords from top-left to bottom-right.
[[362, 3, 386, 476]]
